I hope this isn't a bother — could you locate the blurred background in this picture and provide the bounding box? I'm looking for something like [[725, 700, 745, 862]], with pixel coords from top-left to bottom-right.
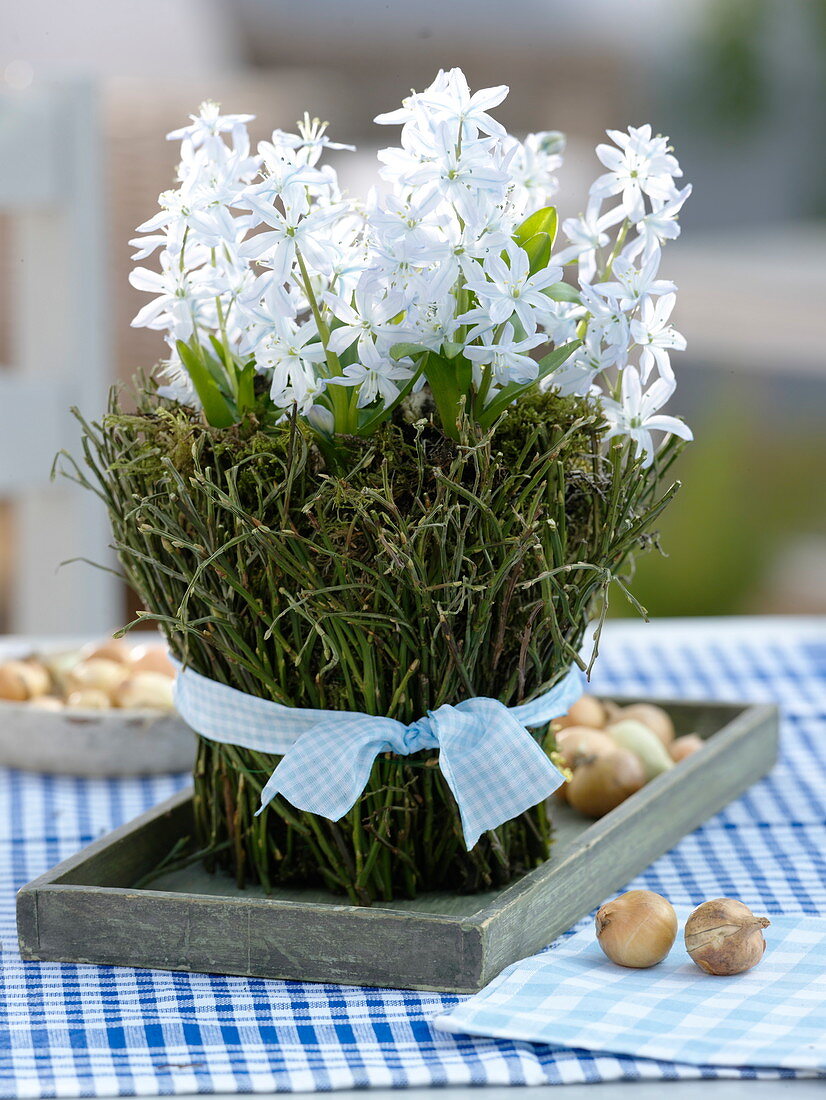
[[1, 0, 824, 636]]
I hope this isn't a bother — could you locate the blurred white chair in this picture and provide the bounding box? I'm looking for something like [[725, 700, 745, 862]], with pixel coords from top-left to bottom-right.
[[0, 80, 120, 635]]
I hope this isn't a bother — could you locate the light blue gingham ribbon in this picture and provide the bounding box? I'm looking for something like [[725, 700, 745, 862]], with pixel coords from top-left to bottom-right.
[[172, 662, 583, 849]]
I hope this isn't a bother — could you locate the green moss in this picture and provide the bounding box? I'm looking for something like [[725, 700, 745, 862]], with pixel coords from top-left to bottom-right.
[[494, 388, 604, 467]]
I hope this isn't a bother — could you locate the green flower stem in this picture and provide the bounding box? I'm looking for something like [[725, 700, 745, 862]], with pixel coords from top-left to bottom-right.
[[213, 293, 239, 401], [294, 247, 355, 434], [601, 218, 630, 282]]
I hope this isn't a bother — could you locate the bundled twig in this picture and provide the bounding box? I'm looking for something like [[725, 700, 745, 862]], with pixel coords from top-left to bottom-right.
[[61, 386, 683, 904]]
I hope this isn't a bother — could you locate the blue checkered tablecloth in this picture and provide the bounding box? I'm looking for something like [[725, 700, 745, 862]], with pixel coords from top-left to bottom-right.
[[0, 618, 824, 1096]]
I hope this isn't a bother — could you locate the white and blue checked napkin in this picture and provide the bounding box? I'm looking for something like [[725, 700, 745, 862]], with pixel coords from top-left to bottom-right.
[[0, 617, 824, 1096], [434, 908, 826, 1071]]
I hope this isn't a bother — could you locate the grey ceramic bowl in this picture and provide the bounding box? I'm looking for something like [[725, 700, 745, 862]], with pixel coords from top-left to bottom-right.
[[0, 636, 194, 776], [0, 699, 195, 776]]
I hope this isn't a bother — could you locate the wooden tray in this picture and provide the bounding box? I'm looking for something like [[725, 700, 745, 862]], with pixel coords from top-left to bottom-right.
[[17, 697, 778, 993]]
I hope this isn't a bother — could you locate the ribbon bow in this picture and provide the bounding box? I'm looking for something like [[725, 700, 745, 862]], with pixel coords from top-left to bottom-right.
[[173, 663, 583, 849]]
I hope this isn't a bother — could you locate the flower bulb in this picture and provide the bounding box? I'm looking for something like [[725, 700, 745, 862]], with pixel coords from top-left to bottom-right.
[[684, 899, 770, 975], [595, 890, 678, 968]]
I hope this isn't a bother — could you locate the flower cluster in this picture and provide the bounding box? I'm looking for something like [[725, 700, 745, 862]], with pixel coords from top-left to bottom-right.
[[550, 124, 694, 460], [130, 72, 691, 463]]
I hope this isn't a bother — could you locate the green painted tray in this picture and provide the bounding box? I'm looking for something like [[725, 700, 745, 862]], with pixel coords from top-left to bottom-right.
[[17, 696, 778, 992]]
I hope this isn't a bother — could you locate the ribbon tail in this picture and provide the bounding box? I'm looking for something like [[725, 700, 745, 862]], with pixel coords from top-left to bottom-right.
[[435, 700, 566, 850], [255, 714, 406, 822]]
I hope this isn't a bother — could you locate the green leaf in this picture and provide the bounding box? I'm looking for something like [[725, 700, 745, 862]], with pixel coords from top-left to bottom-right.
[[390, 342, 429, 362], [535, 339, 582, 376], [514, 206, 558, 250], [192, 339, 227, 388], [235, 362, 257, 415], [545, 281, 581, 303], [175, 340, 236, 428], [421, 351, 472, 441], [522, 231, 552, 275], [207, 334, 230, 366], [477, 339, 581, 429], [335, 341, 360, 369], [441, 341, 465, 360]]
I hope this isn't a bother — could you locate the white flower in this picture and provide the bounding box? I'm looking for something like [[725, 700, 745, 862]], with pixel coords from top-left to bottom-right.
[[262, 318, 327, 369], [416, 68, 509, 138], [386, 125, 510, 222], [244, 152, 329, 211], [463, 245, 562, 336], [167, 101, 255, 154], [271, 358, 327, 414], [630, 293, 686, 382], [451, 194, 512, 260], [624, 184, 693, 263], [375, 68, 508, 141], [544, 356, 598, 399], [325, 238, 368, 302], [547, 335, 615, 397], [367, 190, 450, 250], [129, 255, 214, 338], [271, 113, 356, 168], [370, 233, 436, 290], [577, 283, 631, 366], [129, 232, 169, 261], [538, 299, 585, 347], [595, 255, 675, 312], [506, 130, 565, 209], [325, 277, 405, 359], [235, 272, 297, 356], [305, 403, 335, 436], [394, 283, 468, 352], [601, 367, 692, 466], [239, 196, 344, 281], [592, 125, 682, 223], [258, 319, 328, 411], [465, 323, 546, 386], [374, 69, 456, 128], [555, 197, 624, 281], [334, 343, 413, 407]]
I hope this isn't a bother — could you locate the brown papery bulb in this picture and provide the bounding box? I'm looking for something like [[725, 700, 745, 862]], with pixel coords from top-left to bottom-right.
[[685, 899, 770, 975], [113, 672, 175, 710], [554, 726, 615, 769], [129, 644, 176, 678], [595, 890, 678, 968], [67, 658, 129, 699], [82, 638, 131, 664], [670, 734, 704, 762], [0, 660, 50, 701], [601, 699, 623, 726], [555, 695, 606, 730], [566, 749, 645, 817]]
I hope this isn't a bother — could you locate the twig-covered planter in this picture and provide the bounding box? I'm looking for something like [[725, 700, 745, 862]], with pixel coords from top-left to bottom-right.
[[72, 392, 679, 903], [65, 70, 693, 904]]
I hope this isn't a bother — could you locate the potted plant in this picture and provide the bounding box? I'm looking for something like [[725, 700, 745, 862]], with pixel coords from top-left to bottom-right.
[[69, 70, 692, 904]]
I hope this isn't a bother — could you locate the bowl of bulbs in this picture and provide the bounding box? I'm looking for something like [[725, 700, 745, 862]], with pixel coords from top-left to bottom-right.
[[0, 635, 193, 776]]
